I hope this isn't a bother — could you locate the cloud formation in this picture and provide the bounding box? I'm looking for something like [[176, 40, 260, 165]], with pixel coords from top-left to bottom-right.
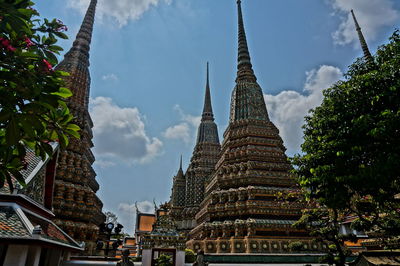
[[330, 0, 399, 45], [163, 105, 201, 143], [90, 97, 162, 165], [101, 73, 118, 82], [265, 65, 343, 155], [163, 123, 191, 142], [67, 0, 172, 27]]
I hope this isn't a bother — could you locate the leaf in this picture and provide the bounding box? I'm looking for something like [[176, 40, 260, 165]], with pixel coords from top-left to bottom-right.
[[51, 87, 72, 98], [58, 133, 69, 148], [5, 117, 21, 145], [8, 168, 26, 187], [65, 129, 80, 139], [41, 142, 54, 157], [0, 173, 4, 189], [0, 111, 10, 122], [5, 172, 14, 193], [66, 124, 80, 131], [20, 117, 36, 138], [54, 31, 68, 39], [44, 50, 58, 65]]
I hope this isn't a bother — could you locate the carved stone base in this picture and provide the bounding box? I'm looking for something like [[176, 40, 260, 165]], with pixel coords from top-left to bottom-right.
[[187, 237, 326, 254]]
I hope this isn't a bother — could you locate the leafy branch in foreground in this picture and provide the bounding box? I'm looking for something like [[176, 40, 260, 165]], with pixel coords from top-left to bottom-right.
[[0, 0, 80, 191], [293, 30, 400, 265]]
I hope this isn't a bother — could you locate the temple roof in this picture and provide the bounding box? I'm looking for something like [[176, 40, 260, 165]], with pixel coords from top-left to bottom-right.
[[0, 198, 82, 251]]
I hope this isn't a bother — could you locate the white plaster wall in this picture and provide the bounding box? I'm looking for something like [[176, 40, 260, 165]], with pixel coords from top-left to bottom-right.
[[3, 245, 29, 266], [176, 250, 185, 266], [141, 249, 152, 266]]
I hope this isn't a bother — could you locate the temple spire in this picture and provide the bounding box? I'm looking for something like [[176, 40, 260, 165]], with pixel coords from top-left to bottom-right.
[[236, 0, 256, 82], [177, 155, 184, 177], [351, 9, 374, 65], [229, 0, 269, 122], [202, 62, 214, 121], [63, 0, 97, 67]]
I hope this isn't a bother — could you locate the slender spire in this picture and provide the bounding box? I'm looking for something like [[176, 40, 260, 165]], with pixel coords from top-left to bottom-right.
[[196, 63, 220, 144], [177, 155, 184, 177], [63, 0, 97, 67], [229, 0, 269, 122], [351, 9, 374, 64], [236, 0, 256, 82], [202, 62, 214, 121]]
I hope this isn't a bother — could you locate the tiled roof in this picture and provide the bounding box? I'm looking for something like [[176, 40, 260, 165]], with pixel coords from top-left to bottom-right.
[[0, 143, 58, 194], [0, 206, 30, 238], [20, 148, 44, 182], [26, 212, 78, 247], [0, 203, 81, 251]]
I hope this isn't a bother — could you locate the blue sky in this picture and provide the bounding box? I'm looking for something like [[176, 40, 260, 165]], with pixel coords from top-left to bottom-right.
[[35, 0, 400, 234]]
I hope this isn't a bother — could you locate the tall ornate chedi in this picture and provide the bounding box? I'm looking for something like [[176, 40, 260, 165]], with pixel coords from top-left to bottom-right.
[[187, 1, 313, 253], [170, 63, 221, 233], [351, 10, 375, 65], [170, 156, 186, 221], [52, 0, 104, 253]]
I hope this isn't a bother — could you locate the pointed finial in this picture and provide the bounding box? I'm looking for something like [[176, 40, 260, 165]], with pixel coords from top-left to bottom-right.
[[206, 62, 210, 89], [135, 201, 141, 214], [351, 9, 374, 65], [176, 156, 184, 177], [153, 198, 158, 211], [202, 62, 214, 121], [62, 0, 97, 68], [236, 0, 256, 82]]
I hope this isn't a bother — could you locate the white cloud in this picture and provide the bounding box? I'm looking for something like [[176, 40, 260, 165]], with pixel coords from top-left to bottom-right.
[[265, 65, 343, 155], [94, 159, 116, 168], [117, 200, 155, 234], [163, 122, 191, 142], [173, 104, 201, 128], [119, 200, 154, 214], [330, 0, 399, 46], [101, 73, 118, 82], [163, 105, 201, 143], [90, 97, 163, 165], [67, 0, 172, 27]]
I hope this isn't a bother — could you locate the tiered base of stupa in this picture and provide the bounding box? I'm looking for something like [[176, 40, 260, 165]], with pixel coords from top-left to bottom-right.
[[187, 238, 323, 254]]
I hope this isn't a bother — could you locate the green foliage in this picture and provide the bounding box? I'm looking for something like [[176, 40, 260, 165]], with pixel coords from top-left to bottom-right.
[[154, 254, 173, 266], [0, 0, 79, 191], [293, 30, 400, 265], [185, 249, 196, 263], [288, 241, 304, 252]]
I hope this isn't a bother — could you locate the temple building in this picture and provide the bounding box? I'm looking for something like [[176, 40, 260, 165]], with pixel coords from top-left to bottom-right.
[[0, 144, 83, 265], [170, 63, 221, 234], [135, 205, 157, 256], [186, 0, 313, 253], [52, 0, 105, 253]]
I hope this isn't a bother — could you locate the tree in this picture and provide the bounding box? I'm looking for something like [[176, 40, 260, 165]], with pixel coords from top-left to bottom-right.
[[0, 0, 79, 191], [293, 30, 400, 265], [154, 254, 173, 266]]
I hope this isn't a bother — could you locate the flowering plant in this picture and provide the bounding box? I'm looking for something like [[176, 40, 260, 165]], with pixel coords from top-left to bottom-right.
[[0, 0, 80, 191]]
